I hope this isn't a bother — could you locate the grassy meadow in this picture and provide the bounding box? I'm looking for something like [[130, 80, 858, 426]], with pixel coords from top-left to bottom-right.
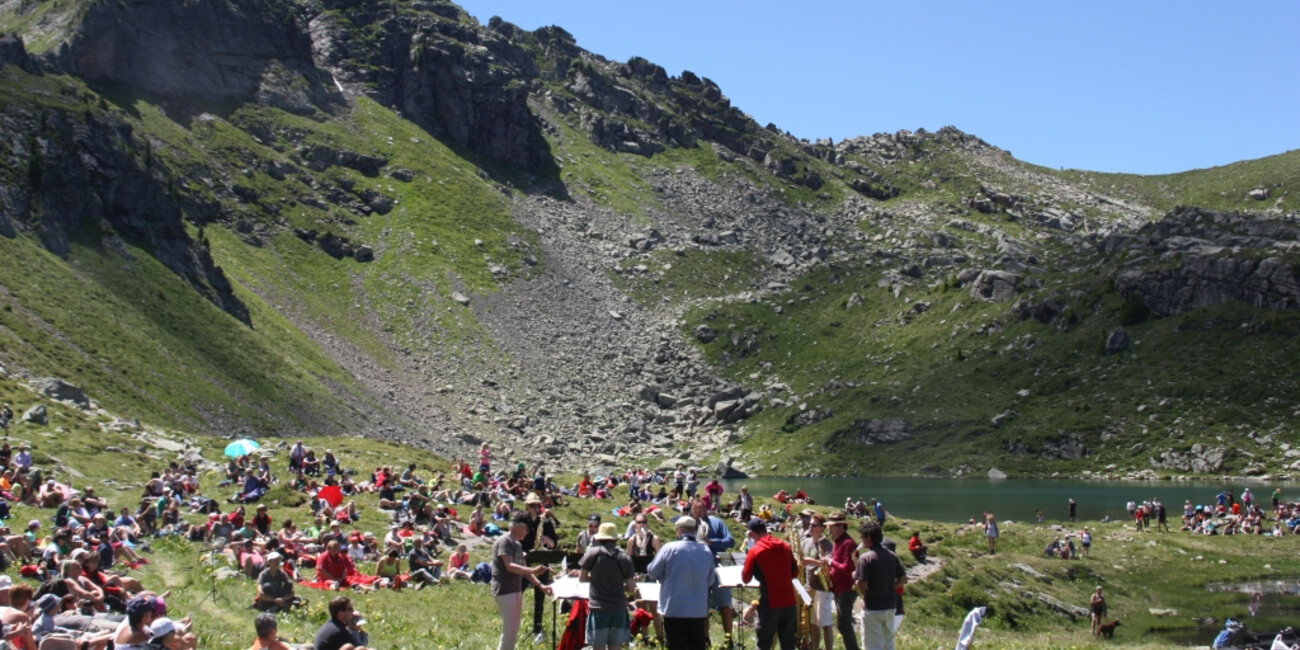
[[0, 379, 1295, 648]]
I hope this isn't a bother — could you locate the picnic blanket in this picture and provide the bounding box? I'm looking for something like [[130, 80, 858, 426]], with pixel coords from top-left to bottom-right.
[[298, 570, 382, 590]]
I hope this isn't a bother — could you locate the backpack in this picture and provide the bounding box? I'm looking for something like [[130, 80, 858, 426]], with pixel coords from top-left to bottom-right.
[[470, 562, 492, 584]]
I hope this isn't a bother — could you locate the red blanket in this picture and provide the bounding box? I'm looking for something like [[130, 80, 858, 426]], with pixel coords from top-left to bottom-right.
[[298, 570, 382, 590]]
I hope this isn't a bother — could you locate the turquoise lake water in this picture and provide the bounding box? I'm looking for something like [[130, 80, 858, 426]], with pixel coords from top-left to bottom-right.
[[719, 476, 1287, 523]]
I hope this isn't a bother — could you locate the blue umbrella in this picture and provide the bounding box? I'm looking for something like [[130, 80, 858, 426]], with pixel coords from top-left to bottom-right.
[[224, 438, 260, 457]]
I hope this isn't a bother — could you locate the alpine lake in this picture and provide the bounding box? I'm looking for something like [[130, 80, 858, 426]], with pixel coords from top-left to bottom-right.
[[722, 476, 1300, 646]]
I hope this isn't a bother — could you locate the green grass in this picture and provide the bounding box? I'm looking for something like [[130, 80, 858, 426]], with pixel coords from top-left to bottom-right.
[[0, 0, 84, 54], [686, 259, 1300, 477], [0, 81, 549, 433], [613, 249, 769, 307], [1058, 149, 1300, 214], [542, 104, 664, 221], [0, 398, 1288, 649], [0, 231, 363, 433]]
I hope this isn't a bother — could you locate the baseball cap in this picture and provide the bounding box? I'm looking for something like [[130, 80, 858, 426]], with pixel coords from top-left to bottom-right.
[[747, 518, 768, 534], [150, 617, 177, 641], [35, 593, 60, 613]]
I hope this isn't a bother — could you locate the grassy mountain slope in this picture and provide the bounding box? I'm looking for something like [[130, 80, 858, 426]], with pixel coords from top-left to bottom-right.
[[0, 0, 1297, 475]]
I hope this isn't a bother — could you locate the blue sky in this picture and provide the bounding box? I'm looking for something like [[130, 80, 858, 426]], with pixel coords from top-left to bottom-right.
[[454, 1, 1298, 175]]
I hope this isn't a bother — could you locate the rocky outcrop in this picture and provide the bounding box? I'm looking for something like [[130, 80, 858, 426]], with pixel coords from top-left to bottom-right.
[[62, 0, 336, 115], [0, 34, 31, 72], [1150, 444, 1228, 473], [1108, 206, 1300, 316], [396, 26, 549, 168], [1040, 432, 1088, 460], [967, 270, 1021, 303], [1118, 256, 1299, 317], [31, 378, 91, 409], [0, 105, 250, 324], [828, 418, 912, 447], [306, 1, 550, 169]]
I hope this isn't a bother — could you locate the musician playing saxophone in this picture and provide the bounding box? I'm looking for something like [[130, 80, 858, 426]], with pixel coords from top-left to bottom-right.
[[800, 512, 835, 650]]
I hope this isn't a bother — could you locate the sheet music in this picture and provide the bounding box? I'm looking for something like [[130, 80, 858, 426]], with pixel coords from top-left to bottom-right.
[[792, 578, 811, 605], [715, 565, 759, 588], [550, 575, 589, 600], [634, 582, 660, 603]]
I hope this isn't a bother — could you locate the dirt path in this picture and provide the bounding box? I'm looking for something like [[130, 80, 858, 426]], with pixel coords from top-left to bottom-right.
[[907, 555, 946, 583]]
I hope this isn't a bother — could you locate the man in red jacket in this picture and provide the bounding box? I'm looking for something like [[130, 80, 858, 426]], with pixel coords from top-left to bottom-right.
[[824, 511, 860, 650], [316, 540, 356, 589], [742, 518, 798, 650]]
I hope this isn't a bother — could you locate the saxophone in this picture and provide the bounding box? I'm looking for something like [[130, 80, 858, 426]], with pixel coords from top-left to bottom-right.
[[811, 541, 833, 592]]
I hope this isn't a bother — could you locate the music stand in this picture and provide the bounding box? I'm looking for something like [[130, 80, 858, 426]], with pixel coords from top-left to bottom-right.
[[196, 538, 229, 607], [716, 565, 760, 648], [527, 550, 580, 649]]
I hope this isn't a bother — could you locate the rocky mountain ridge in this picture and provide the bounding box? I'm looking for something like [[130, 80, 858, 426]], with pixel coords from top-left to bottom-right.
[[0, 0, 1297, 476]]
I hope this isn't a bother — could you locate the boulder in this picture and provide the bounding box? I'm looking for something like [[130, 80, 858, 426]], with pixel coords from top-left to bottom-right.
[[1248, 187, 1270, 201], [990, 410, 1016, 428], [694, 325, 717, 343], [969, 270, 1020, 303], [32, 378, 91, 409], [0, 34, 31, 72], [769, 250, 796, 268], [717, 463, 748, 479], [21, 404, 47, 425], [451, 292, 471, 306], [1104, 328, 1131, 355], [635, 385, 659, 403], [1012, 563, 1047, 579], [988, 467, 1008, 479]]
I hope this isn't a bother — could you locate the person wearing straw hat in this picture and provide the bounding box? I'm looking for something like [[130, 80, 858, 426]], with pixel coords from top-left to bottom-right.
[[520, 493, 556, 642], [579, 522, 636, 650], [824, 511, 859, 650]]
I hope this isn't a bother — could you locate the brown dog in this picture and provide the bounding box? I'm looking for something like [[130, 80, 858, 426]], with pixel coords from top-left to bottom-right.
[[1099, 619, 1122, 638]]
